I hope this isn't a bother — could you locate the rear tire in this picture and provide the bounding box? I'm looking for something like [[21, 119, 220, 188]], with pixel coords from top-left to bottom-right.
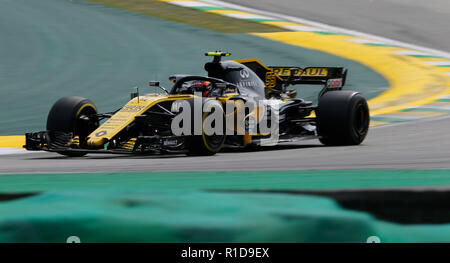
[[47, 96, 99, 157], [316, 91, 369, 146]]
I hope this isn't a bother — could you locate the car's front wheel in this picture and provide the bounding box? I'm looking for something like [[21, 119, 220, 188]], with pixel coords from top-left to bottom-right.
[[187, 100, 226, 156], [47, 96, 99, 157]]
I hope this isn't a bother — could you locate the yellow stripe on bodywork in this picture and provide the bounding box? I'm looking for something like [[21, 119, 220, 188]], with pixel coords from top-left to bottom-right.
[[87, 94, 192, 147]]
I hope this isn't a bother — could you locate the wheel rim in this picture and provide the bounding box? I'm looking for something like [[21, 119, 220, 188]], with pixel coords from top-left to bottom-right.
[[353, 102, 369, 136], [204, 133, 225, 149], [75, 106, 98, 139], [201, 106, 226, 151]]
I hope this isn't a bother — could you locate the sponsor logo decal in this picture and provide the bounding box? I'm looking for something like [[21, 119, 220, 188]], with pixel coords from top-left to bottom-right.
[[265, 71, 277, 88], [303, 68, 328, 77], [272, 67, 328, 77], [239, 69, 250, 79], [327, 78, 343, 88], [272, 68, 302, 77], [120, 105, 146, 112], [95, 130, 107, 137]]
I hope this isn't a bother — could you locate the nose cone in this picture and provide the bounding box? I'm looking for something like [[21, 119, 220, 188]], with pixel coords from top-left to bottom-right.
[[88, 137, 105, 148]]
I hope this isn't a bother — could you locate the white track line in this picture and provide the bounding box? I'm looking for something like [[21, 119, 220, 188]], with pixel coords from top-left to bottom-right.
[[371, 113, 450, 130], [223, 13, 273, 20], [373, 114, 426, 120], [280, 25, 325, 32], [201, 0, 450, 59], [0, 148, 29, 155], [395, 50, 436, 57], [424, 61, 450, 66], [170, 1, 210, 7], [348, 38, 386, 45], [412, 105, 450, 110]]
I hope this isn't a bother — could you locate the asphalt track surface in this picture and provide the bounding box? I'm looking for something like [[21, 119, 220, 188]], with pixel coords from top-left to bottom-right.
[[2, 115, 450, 173], [2, 0, 450, 173]]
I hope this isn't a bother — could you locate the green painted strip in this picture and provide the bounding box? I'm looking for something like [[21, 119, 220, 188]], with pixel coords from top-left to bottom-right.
[[364, 43, 399, 47], [370, 116, 409, 123], [407, 55, 442, 58], [436, 98, 450, 102], [190, 6, 234, 11], [437, 65, 450, 68], [401, 107, 450, 113], [1, 170, 450, 243], [0, 169, 450, 193], [3, 188, 450, 243]]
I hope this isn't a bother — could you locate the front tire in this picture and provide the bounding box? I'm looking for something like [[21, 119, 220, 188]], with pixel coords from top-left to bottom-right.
[[316, 91, 369, 146], [47, 96, 99, 157], [187, 100, 226, 156]]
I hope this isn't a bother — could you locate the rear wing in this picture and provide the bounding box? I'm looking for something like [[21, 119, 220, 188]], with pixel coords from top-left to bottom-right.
[[269, 66, 347, 87], [233, 59, 347, 98]]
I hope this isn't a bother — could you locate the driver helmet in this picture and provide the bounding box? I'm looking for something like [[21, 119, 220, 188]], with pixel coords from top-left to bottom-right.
[[188, 81, 212, 97]]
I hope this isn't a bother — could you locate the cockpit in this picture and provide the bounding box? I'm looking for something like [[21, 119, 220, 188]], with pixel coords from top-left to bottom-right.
[[169, 75, 240, 97], [168, 52, 269, 100]]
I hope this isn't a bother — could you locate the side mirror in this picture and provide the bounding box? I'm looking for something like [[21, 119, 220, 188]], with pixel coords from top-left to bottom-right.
[[149, 81, 169, 94], [130, 87, 139, 100]]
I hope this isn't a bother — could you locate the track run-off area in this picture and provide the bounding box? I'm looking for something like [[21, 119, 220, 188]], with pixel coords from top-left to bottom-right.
[[0, 0, 450, 242]]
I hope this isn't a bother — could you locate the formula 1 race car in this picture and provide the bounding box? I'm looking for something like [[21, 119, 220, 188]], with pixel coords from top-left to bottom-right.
[[24, 52, 370, 156]]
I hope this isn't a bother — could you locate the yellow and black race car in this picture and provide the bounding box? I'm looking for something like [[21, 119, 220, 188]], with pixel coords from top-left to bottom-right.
[[24, 52, 370, 156]]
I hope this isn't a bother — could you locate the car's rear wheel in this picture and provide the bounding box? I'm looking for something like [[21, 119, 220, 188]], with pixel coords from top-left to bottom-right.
[[47, 96, 99, 157], [316, 90, 369, 146]]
